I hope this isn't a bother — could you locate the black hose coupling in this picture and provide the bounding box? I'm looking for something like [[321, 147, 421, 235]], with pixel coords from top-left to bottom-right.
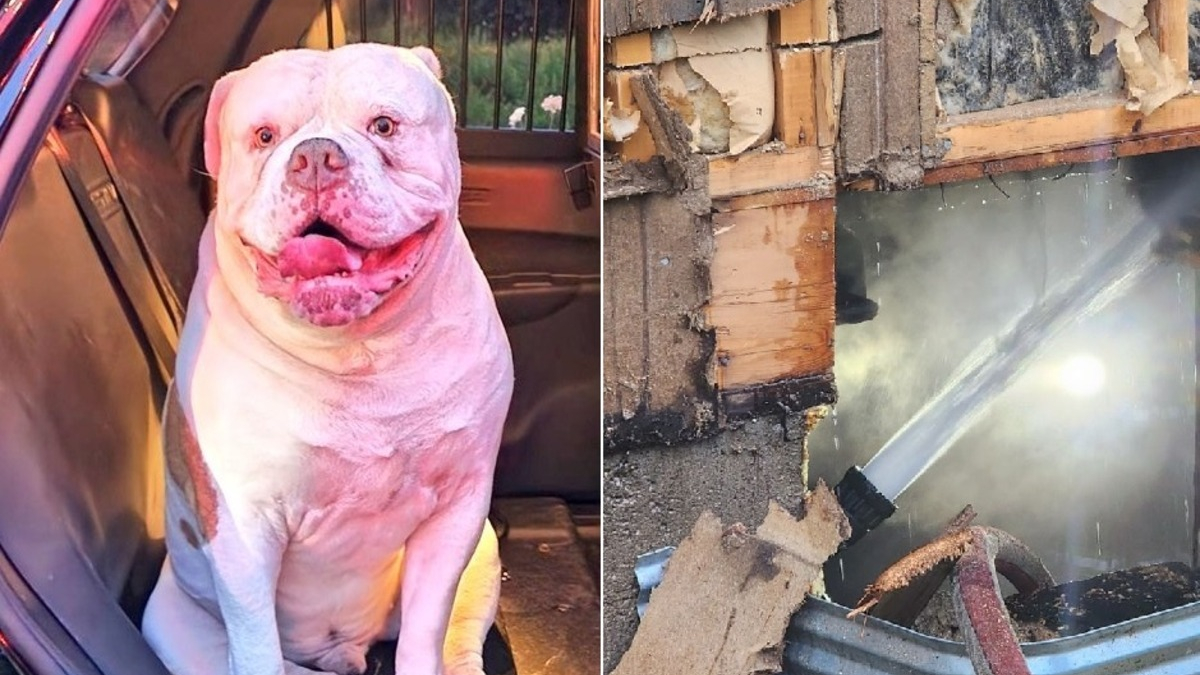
[[833, 466, 897, 547]]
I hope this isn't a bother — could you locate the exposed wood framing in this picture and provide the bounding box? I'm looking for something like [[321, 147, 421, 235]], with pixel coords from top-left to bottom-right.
[[607, 31, 652, 67], [774, 48, 819, 146], [1148, 0, 1188, 70], [939, 94, 1200, 165], [603, 0, 1200, 449], [930, 0, 1199, 174], [708, 146, 834, 199], [707, 200, 836, 389], [770, 0, 836, 45], [922, 125, 1200, 185]]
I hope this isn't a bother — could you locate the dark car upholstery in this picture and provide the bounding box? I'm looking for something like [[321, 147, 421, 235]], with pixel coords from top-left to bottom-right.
[[0, 148, 172, 674]]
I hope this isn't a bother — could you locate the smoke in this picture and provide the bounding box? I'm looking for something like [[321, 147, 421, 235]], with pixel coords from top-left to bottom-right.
[[813, 160, 1197, 605]]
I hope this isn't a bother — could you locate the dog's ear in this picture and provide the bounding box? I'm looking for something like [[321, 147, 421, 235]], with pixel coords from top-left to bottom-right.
[[203, 71, 240, 178], [410, 46, 442, 80]]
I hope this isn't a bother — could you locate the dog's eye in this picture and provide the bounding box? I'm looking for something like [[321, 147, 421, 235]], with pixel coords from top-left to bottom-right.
[[254, 126, 276, 148], [370, 116, 397, 137]]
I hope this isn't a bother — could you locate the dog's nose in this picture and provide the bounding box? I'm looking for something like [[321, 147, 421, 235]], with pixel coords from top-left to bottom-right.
[[286, 138, 349, 191]]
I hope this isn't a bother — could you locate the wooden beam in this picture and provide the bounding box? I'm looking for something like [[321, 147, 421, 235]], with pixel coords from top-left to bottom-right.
[[770, 0, 835, 45], [938, 94, 1200, 164], [712, 183, 836, 211], [773, 48, 818, 146], [606, 31, 653, 67], [1147, 0, 1188, 73], [813, 46, 838, 147], [924, 126, 1200, 185], [708, 200, 835, 389], [708, 146, 834, 199]]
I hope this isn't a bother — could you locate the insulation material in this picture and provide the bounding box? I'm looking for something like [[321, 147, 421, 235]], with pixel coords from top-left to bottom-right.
[[1191, 0, 1200, 80], [935, 0, 1122, 115], [603, 99, 643, 142], [650, 13, 769, 61], [1089, 0, 1189, 115], [658, 51, 775, 155], [606, 70, 658, 161]]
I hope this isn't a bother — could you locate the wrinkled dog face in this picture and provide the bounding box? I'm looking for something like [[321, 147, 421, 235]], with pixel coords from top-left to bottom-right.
[[205, 44, 458, 327]]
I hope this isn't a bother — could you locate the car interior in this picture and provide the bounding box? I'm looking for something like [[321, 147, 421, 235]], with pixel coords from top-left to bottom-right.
[[0, 0, 600, 673]]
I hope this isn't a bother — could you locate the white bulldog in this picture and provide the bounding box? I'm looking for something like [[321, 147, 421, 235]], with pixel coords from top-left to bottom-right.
[[141, 44, 513, 675]]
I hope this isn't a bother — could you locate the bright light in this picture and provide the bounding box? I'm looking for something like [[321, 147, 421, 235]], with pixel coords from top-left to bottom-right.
[[1059, 354, 1106, 397]]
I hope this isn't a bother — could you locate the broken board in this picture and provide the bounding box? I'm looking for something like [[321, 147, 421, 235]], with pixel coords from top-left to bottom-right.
[[611, 483, 849, 675]]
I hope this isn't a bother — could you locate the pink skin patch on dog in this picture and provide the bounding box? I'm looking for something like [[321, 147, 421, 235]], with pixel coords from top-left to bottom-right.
[[249, 223, 433, 326]]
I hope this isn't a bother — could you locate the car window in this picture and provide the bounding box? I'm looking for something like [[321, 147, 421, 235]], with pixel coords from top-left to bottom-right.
[[295, 0, 579, 132], [85, 0, 176, 77]]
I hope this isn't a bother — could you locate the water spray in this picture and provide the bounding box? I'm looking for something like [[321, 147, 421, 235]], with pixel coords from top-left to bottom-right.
[[832, 215, 1164, 546]]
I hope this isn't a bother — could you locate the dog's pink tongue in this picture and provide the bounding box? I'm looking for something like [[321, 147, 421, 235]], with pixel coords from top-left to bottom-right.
[[277, 235, 363, 279]]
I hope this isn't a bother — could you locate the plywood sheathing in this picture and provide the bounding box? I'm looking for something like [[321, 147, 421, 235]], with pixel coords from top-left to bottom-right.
[[603, 194, 716, 448], [707, 199, 836, 389], [604, 0, 798, 38], [610, 484, 850, 675]]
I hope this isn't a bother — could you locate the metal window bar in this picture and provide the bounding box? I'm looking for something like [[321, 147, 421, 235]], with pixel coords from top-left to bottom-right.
[[558, 0, 575, 132], [310, 0, 582, 154], [491, 0, 506, 129], [359, 0, 368, 42], [459, 0, 469, 123], [325, 0, 334, 47], [523, 0, 540, 132]]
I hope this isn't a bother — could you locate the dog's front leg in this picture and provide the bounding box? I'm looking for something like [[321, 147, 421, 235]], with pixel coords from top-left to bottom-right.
[[207, 503, 289, 675], [393, 494, 492, 675]]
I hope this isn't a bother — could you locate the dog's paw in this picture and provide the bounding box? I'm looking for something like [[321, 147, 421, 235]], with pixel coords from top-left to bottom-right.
[[443, 653, 485, 675]]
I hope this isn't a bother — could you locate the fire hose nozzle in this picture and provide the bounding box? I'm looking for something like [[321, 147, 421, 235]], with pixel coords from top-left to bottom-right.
[[833, 466, 897, 547]]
